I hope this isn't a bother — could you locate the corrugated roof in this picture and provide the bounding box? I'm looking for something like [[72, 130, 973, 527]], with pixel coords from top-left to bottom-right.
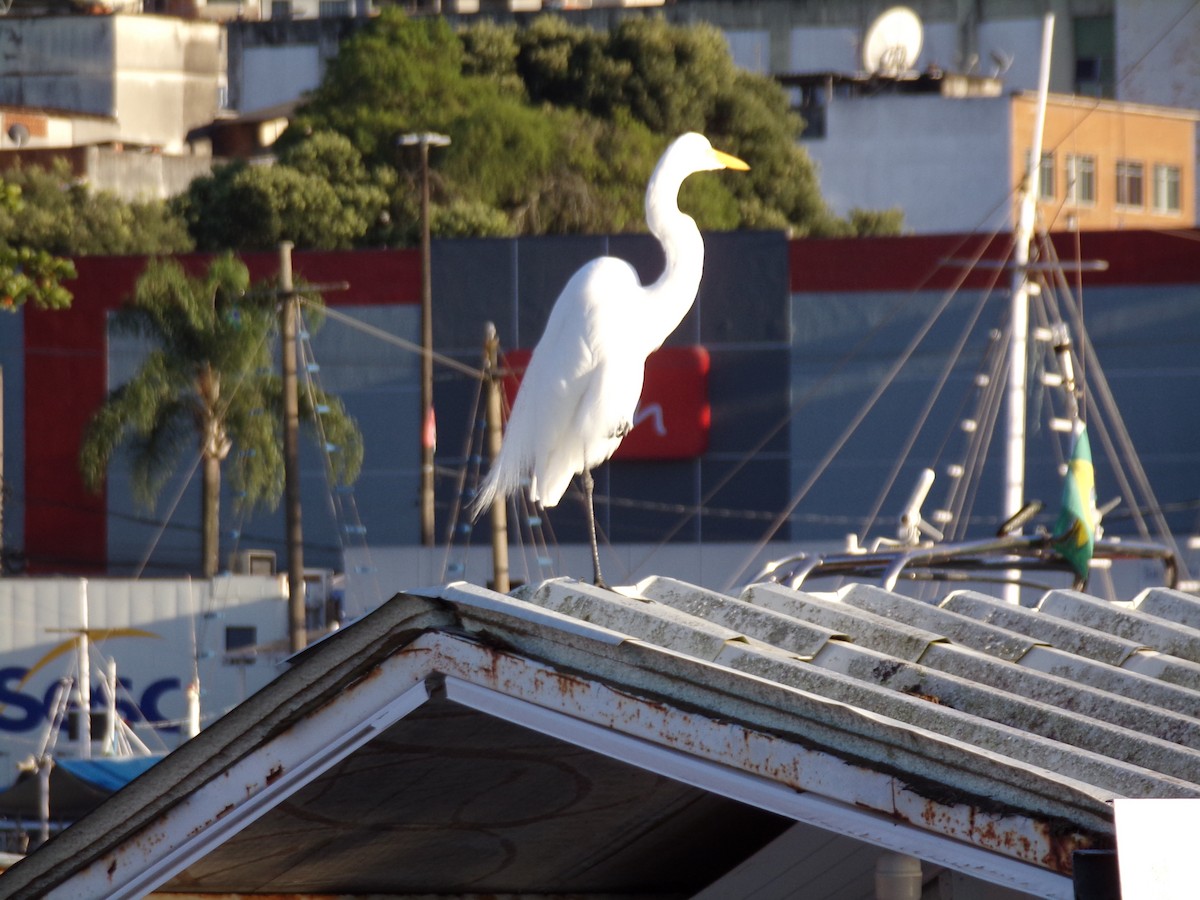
[[2, 576, 1198, 900]]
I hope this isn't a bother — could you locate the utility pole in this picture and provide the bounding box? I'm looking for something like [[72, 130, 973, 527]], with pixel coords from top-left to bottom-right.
[[483, 324, 510, 593], [279, 242, 306, 654], [398, 132, 451, 546]]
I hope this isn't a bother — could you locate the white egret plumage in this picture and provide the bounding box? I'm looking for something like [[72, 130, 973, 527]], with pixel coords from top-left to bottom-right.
[[470, 132, 749, 587]]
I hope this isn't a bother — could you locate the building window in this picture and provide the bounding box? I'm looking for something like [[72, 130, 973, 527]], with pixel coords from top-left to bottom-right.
[[225, 625, 257, 652], [271, 0, 291, 19], [318, 0, 350, 15], [1026, 151, 1055, 200], [1073, 16, 1115, 98], [1065, 155, 1096, 205], [1116, 160, 1144, 208], [1153, 164, 1181, 213], [1038, 152, 1055, 201]]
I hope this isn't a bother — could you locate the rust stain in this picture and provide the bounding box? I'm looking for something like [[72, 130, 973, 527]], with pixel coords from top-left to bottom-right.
[[265, 764, 284, 785], [107, 859, 116, 879], [1038, 821, 1100, 874], [901, 684, 944, 705]]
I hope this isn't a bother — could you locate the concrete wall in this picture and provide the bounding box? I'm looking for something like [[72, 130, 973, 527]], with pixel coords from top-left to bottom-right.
[[86, 146, 216, 200], [1114, 0, 1200, 108], [0, 15, 223, 153], [226, 18, 362, 113], [0, 145, 214, 200], [112, 16, 225, 152], [805, 94, 1013, 232]]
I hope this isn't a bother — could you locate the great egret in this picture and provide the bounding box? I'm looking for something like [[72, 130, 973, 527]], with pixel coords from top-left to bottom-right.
[[471, 132, 749, 587]]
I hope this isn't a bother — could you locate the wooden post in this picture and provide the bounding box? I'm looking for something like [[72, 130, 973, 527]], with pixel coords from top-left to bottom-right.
[[279, 242, 306, 654], [483, 324, 510, 593]]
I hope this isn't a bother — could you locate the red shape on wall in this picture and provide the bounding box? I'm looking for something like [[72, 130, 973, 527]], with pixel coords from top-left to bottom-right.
[[499, 345, 711, 461], [22, 249, 420, 575]]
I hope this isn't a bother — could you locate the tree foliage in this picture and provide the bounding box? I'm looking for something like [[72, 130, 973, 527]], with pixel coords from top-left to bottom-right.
[[181, 10, 900, 250], [79, 255, 363, 576], [0, 161, 194, 311], [0, 178, 75, 311], [0, 161, 192, 256]]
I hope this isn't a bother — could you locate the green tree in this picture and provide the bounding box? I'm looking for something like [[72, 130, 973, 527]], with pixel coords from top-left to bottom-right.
[[0, 181, 75, 311], [184, 10, 901, 249], [176, 134, 395, 251], [78, 255, 363, 577], [0, 161, 192, 256], [289, 12, 470, 165]]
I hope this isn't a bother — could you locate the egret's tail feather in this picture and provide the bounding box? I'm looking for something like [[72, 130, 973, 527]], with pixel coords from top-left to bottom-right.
[[467, 471, 499, 522], [468, 443, 530, 522]]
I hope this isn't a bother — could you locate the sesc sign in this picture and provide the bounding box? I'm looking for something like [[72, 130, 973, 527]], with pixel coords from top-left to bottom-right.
[[0, 666, 184, 734]]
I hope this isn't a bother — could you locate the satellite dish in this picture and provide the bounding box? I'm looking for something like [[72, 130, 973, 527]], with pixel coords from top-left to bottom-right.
[[7, 123, 29, 147], [862, 6, 924, 76]]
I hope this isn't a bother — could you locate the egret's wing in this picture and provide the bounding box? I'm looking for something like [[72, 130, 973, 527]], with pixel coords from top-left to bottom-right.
[[524, 257, 644, 505], [472, 257, 641, 514]]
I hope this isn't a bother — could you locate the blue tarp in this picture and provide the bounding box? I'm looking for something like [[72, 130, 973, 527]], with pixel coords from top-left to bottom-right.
[[55, 757, 162, 793], [0, 755, 164, 820]]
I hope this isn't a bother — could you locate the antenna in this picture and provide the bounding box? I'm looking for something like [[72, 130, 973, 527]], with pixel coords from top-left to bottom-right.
[[862, 6, 924, 77]]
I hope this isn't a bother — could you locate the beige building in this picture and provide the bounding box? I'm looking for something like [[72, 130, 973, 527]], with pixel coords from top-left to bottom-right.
[[804, 76, 1198, 234], [1014, 93, 1197, 231]]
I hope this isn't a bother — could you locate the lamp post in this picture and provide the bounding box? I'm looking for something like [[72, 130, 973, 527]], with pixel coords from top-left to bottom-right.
[[398, 132, 450, 547]]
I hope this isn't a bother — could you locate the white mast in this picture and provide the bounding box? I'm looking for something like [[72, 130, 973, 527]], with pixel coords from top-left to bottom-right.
[[1004, 13, 1054, 604], [75, 579, 92, 758]]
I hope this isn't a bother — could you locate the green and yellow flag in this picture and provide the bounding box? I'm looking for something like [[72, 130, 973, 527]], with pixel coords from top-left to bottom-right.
[[1052, 424, 1097, 582]]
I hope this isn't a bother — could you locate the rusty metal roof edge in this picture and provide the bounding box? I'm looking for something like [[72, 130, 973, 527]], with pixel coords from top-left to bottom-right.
[[447, 579, 1190, 806], [24, 575, 1200, 896], [409, 632, 1104, 879], [14, 628, 1084, 899], [0, 598, 474, 900], [409, 586, 1133, 830], [4, 587, 1126, 898], [438, 673, 1076, 895]]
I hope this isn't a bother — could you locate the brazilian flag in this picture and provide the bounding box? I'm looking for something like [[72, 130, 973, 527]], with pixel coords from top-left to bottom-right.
[[1052, 424, 1096, 581]]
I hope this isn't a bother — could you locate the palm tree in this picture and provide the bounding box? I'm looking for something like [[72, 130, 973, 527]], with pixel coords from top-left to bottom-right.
[[79, 254, 363, 577]]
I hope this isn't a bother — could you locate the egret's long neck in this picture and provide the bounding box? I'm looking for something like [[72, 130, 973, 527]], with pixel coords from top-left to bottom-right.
[[642, 170, 704, 352]]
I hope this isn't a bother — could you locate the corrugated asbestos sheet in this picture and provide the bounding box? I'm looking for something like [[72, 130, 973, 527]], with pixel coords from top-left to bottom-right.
[[3, 576, 1198, 900], [510, 577, 1200, 810]]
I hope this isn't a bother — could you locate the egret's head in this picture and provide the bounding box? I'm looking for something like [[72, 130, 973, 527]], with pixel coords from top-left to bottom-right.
[[668, 132, 750, 174]]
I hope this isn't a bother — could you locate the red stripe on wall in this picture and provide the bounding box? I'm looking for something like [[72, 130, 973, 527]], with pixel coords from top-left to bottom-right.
[[789, 229, 1200, 293], [23, 249, 419, 574]]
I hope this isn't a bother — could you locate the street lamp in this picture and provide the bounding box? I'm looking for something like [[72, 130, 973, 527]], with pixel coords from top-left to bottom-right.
[[398, 132, 450, 547]]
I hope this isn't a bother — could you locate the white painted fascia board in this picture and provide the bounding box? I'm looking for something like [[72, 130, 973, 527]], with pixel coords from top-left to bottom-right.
[[63, 663, 435, 899], [443, 676, 1074, 900]]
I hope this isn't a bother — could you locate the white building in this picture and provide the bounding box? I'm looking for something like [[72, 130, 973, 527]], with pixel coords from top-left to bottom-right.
[[0, 14, 225, 155]]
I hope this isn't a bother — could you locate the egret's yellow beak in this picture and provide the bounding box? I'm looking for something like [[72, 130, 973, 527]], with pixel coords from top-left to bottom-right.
[[714, 148, 750, 171]]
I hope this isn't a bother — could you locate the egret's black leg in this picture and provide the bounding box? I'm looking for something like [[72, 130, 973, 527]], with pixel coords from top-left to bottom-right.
[[582, 470, 608, 589]]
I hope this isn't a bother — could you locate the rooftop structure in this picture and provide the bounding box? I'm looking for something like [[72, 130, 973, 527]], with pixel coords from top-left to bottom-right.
[[2, 574, 1198, 897], [800, 82, 1197, 234]]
